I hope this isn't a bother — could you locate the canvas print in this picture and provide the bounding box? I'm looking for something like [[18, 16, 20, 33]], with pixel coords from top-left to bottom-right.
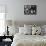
[[24, 5, 37, 15]]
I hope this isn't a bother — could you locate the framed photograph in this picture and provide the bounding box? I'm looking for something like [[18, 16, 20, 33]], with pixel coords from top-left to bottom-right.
[[24, 5, 37, 15]]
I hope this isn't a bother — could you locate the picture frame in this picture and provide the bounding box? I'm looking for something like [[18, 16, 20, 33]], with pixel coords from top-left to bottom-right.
[[24, 5, 37, 15]]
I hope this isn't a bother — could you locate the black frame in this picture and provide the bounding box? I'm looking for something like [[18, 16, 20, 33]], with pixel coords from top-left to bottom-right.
[[24, 5, 37, 15]]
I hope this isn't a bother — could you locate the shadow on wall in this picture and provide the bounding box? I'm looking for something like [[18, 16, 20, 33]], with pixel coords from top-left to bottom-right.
[[5, 20, 46, 27]]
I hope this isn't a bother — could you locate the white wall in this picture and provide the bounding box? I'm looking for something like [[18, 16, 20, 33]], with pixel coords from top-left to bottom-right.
[[0, 0, 46, 22], [14, 0, 46, 22]]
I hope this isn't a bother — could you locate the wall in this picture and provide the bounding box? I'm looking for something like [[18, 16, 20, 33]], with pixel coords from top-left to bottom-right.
[[0, 0, 46, 22], [14, 0, 46, 22], [11, 0, 46, 22]]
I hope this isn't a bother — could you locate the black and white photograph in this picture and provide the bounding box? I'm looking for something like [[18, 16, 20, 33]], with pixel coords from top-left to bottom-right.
[[24, 5, 37, 15]]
